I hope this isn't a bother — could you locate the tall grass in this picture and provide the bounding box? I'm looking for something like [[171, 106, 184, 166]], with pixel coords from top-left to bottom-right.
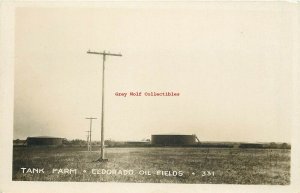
[[12, 147, 290, 184]]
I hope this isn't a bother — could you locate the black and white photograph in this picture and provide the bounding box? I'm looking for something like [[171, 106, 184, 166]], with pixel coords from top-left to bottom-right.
[[1, 1, 300, 193]]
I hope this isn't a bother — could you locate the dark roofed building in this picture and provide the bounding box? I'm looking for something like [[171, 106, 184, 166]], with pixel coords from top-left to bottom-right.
[[26, 136, 64, 146], [151, 134, 197, 146]]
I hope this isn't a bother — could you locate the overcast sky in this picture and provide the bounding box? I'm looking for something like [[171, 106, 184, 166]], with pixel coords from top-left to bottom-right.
[[14, 5, 294, 142]]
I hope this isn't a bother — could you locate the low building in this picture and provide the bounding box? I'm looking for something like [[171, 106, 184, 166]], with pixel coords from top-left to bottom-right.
[[151, 134, 197, 146], [26, 136, 64, 146]]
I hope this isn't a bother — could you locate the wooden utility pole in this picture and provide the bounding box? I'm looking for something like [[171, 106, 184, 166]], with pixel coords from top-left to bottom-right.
[[87, 50, 122, 161], [85, 131, 90, 151], [85, 117, 97, 151]]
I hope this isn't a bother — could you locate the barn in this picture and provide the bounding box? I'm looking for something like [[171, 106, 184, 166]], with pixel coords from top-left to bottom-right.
[[151, 134, 198, 146], [26, 136, 64, 146]]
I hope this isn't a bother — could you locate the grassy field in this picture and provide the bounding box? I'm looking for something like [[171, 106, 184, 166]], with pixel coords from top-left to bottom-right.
[[13, 147, 290, 184]]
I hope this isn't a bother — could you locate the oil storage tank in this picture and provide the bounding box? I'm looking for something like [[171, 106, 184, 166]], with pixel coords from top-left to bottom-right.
[[26, 136, 64, 146], [151, 134, 197, 146]]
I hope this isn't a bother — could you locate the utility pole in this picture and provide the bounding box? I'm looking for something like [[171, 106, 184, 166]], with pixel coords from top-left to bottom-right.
[[85, 131, 90, 151], [87, 50, 122, 162], [85, 117, 97, 151]]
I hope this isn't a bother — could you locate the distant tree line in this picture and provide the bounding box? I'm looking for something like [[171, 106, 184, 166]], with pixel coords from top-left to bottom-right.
[[239, 142, 290, 149], [36, 139, 291, 149]]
